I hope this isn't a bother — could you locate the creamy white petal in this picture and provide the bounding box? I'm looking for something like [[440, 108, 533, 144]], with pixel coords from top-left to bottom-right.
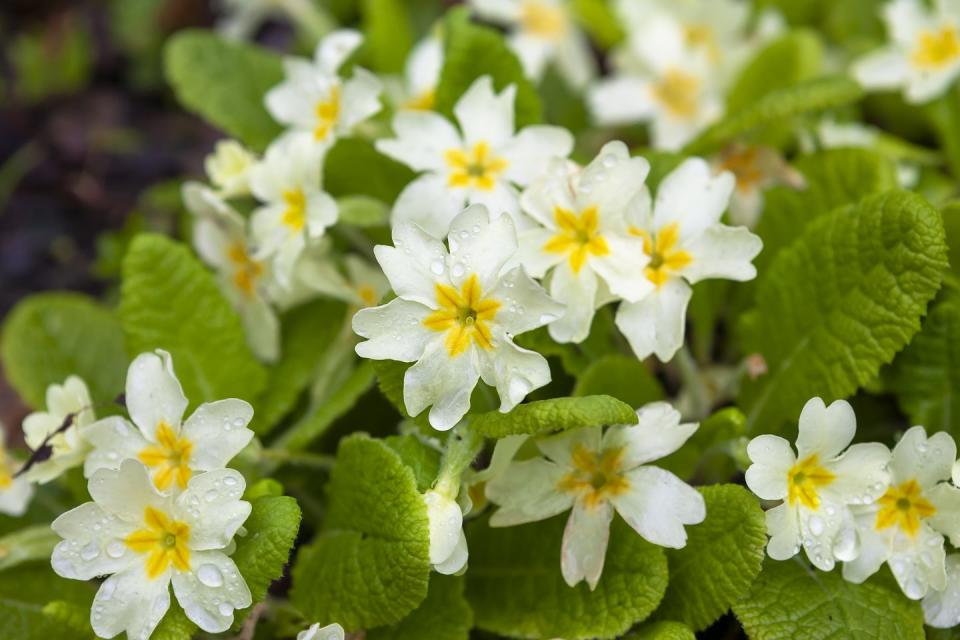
[[354, 299, 434, 362], [509, 33, 552, 82], [518, 158, 578, 227], [546, 262, 599, 344], [487, 458, 575, 526], [516, 227, 566, 278], [891, 426, 956, 488], [588, 75, 657, 126], [536, 426, 602, 468], [51, 503, 138, 580], [447, 204, 517, 289], [454, 76, 516, 147], [83, 416, 148, 477], [21, 412, 63, 453], [764, 503, 800, 560], [928, 482, 960, 545], [391, 174, 467, 240], [376, 221, 450, 306], [615, 277, 692, 362], [315, 29, 362, 73], [561, 501, 613, 590], [822, 442, 891, 505], [0, 474, 33, 516], [745, 434, 796, 501], [905, 64, 960, 104], [796, 397, 857, 461], [241, 293, 281, 364], [338, 68, 383, 130], [500, 126, 574, 186], [888, 528, 948, 599], [180, 400, 254, 471], [612, 466, 705, 548], [554, 31, 595, 90], [923, 554, 960, 628], [576, 141, 650, 223], [487, 265, 564, 335], [653, 158, 735, 241], [434, 529, 469, 575], [403, 341, 480, 430], [298, 623, 347, 640], [477, 328, 552, 413], [177, 469, 250, 550], [126, 350, 189, 441], [376, 111, 463, 173], [681, 225, 762, 284], [842, 516, 889, 583], [88, 460, 165, 524], [590, 234, 654, 302], [91, 563, 171, 640], [466, 180, 524, 227], [603, 403, 698, 468], [852, 48, 912, 91], [172, 550, 252, 633]]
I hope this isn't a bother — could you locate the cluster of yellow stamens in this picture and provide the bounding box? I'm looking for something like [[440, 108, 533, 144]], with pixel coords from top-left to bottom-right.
[[281, 188, 307, 232], [786, 454, 836, 510], [445, 142, 509, 191], [520, 0, 568, 40], [912, 25, 960, 69], [138, 422, 194, 491], [227, 243, 264, 299], [313, 85, 341, 141], [556, 444, 630, 509], [630, 222, 693, 287], [423, 274, 501, 357], [875, 479, 937, 538], [717, 145, 764, 193], [543, 205, 610, 273], [125, 506, 191, 579], [652, 69, 701, 118]]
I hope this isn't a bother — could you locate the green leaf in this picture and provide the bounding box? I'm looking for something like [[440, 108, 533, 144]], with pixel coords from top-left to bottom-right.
[[368, 575, 472, 640], [891, 284, 960, 439], [164, 30, 283, 150], [466, 516, 668, 639], [384, 434, 441, 493], [625, 621, 696, 640], [573, 355, 664, 408], [727, 30, 823, 113], [925, 86, 960, 179], [291, 435, 431, 630], [1, 293, 127, 409], [43, 599, 94, 637], [360, 0, 414, 74], [120, 234, 267, 408], [336, 195, 391, 227], [655, 485, 766, 631], [324, 138, 416, 203], [942, 200, 960, 276], [733, 560, 925, 639], [152, 603, 195, 640], [435, 8, 543, 127], [571, 0, 624, 48], [684, 76, 863, 155], [470, 395, 638, 438], [233, 495, 302, 606], [739, 190, 948, 434], [0, 563, 95, 640], [0, 525, 60, 572]]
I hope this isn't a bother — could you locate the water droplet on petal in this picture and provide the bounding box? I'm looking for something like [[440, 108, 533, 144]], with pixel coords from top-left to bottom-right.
[[106, 541, 126, 559], [80, 543, 100, 561], [218, 602, 234, 617], [197, 563, 224, 588]]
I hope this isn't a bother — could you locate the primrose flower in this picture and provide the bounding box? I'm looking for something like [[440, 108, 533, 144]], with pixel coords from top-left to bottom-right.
[[84, 350, 254, 492], [614, 158, 762, 362], [843, 426, 960, 600], [745, 398, 892, 572], [486, 403, 705, 589], [185, 183, 280, 362], [399, 34, 444, 111], [265, 29, 382, 150], [250, 136, 338, 287], [711, 143, 805, 228], [802, 118, 921, 188], [469, 0, 595, 89], [298, 623, 346, 640], [375, 75, 574, 238], [517, 141, 653, 342], [853, 0, 960, 104], [924, 554, 960, 627], [52, 460, 252, 638], [423, 489, 469, 575], [22, 375, 95, 483], [204, 139, 257, 198], [0, 425, 33, 517], [353, 204, 563, 430]]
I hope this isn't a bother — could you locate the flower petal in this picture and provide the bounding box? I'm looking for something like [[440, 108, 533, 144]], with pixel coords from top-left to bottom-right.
[[375, 220, 450, 306], [576, 141, 650, 223], [315, 29, 362, 73], [764, 502, 800, 560], [51, 503, 138, 580], [83, 417, 148, 478], [176, 469, 251, 551], [536, 426, 602, 468], [447, 204, 518, 289], [603, 403, 698, 468], [614, 277, 692, 362], [823, 442, 891, 505], [126, 350, 189, 441], [434, 529, 469, 575], [180, 400, 255, 472], [923, 554, 960, 628], [338, 68, 383, 130], [796, 397, 857, 461], [652, 158, 735, 241], [745, 434, 795, 501], [424, 490, 463, 566], [852, 47, 911, 92], [516, 227, 566, 278], [561, 500, 614, 589], [391, 174, 467, 240], [91, 563, 171, 640], [354, 298, 434, 362], [546, 262, 599, 344], [500, 126, 574, 186], [891, 426, 956, 488], [612, 466, 705, 548], [376, 110, 463, 173], [403, 340, 480, 430], [928, 482, 960, 546], [590, 234, 654, 302], [680, 225, 762, 284], [88, 459, 165, 524], [486, 458, 574, 526], [454, 76, 515, 147], [477, 328, 552, 413], [487, 265, 565, 336], [588, 75, 656, 126], [171, 550, 252, 633]]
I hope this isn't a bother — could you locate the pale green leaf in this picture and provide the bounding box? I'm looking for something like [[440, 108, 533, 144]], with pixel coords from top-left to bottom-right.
[[573, 355, 664, 408], [368, 575, 472, 640], [0, 525, 60, 572], [571, 0, 624, 48], [626, 621, 696, 640], [727, 30, 823, 113], [336, 195, 391, 227], [360, 0, 414, 74], [470, 395, 638, 438], [0, 563, 95, 640], [324, 138, 416, 203]]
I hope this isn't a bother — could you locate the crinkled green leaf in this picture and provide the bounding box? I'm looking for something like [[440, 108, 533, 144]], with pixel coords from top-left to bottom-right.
[[120, 233, 267, 408], [384, 434, 441, 493], [435, 8, 543, 127], [466, 516, 667, 639], [0, 563, 95, 640], [655, 485, 766, 631], [727, 30, 823, 114], [739, 190, 948, 433], [626, 621, 696, 640], [733, 559, 925, 639], [1, 292, 127, 409], [942, 201, 960, 276], [0, 525, 60, 572], [291, 435, 431, 630], [573, 355, 664, 408], [233, 495, 302, 606], [368, 575, 472, 640], [470, 395, 638, 438], [324, 138, 416, 203], [164, 30, 283, 150]]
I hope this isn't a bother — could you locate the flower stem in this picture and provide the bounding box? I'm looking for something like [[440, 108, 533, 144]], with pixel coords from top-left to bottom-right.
[[434, 424, 485, 499]]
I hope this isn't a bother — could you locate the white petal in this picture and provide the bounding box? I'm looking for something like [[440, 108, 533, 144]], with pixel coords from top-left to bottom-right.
[[745, 435, 796, 501], [588, 75, 656, 126], [535, 426, 601, 468], [172, 550, 252, 633], [454, 76, 515, 147], [852, 48, 911, 91], [576, 141, 651, 223], [554, 31, 595, 90], [516, 226, 566, 279], [298, 623, 347, 640], [928, 483, 960, 545], [615, 277, 692, 362], [403, 340, 480, 430], [905, 64, 960, 104], [546, 262, 599, 343], [376, 221, 449, 306], [434, 529, 469, 575], [590, 234, 654, 302], [500, 126, 574, 186], [176, 469, 250, 551], [126, 350, 189, 441], [891, 426, 956, 488], [799, 504, 845, 571], [517, 158, 577, 228], [88, 460, 165, 524], [315, 29, 362, 73], [477, 328, 552, 413], [446, 204, 518, 289], [764, 502, 800, 560], [796, 397, 857, 461], [603, 403, 698, 468], [923, 554, 960, 628], [612, 466, 705, 548], [681, 225, 762, 284], [889, 528, 947, 599], [466, 180, 524, 227], [83, 416, 148, 477], [822, 442, 891, 505], [391, 174, 467, 240], [240, 294, 280, 363], [51, 503, 138, 580], [180, 400, 254, 471], [376, 111, 462, 173], [487, 265, 565, 336], [354, 298, 434, 362], [508, 33, 552, 82], [306, 191, 338, 237], [0, 474, 33, 516], [423, 490, 463, 566], [652, 158, 735, 241], [91, 563, 171, 640], [338, 68, 383, 130], [22, 412, 63, 452], [487, 457, 574, 526], [561, 501, 614, 589]]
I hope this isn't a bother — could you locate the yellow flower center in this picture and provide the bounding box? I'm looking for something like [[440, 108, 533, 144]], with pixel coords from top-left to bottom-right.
[[912, 25, 960, 69], [557, 444, 631, 509], [520, 0, 568, 40], [630, 222, 693, 287], [423, 274, 501, 357], [717, 145, 764, 193], [786, 454, 836, 509], [138, 421, 194, 491], [405, 88, 436, 111], [314, 85, 341, 141], [875, 479, 937, 538], [357, 284, 378, 306], [0, 456, 12, 490], [684, 24, 720, 62], [652, 68, 700, 118], [125, 506, 191, 579], [281, 188, 307, 232], [227, 243, 264, 299], [445, 141, 509, 191], [543, 205, 610, 273]]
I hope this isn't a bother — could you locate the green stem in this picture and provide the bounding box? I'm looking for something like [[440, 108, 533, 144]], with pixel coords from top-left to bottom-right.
[[434, 424, 485, 499]]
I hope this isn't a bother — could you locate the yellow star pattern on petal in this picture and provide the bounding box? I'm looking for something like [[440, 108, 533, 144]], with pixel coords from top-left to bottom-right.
[[630, 222, 693, 287], [138, 421, 194, 491], [875, 479, 937, 538], [125, 506, 191, 579], [652, 68, 700, 118], [281, 188, 307, 232], [543, 205, 610, 273], [556, 443, 631, 510], [314, 85, 341, 141], [912, 25, 960, 70], [227, 243, 264, 299], [786, 453, 836, 510], [444, 141, 509, 191], [423, 274, 501, 357]]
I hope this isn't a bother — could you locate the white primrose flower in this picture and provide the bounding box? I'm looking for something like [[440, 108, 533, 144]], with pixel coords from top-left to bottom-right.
[[423, 489, 469, 575], [614, 158, 762, 362], [185, 183, 280, 362], [353, 204, 564, 430], [52, 460, 252, 638], [486, 403, 705, 589], [469, 0, 595, 89], [843, 426, 960, 600], [710, 143, 805, 228], [343, 255, 390, 308], [517, 141, 653, 343], [0, 425, 33, 517], [265, 29, 383, 150], [853, 0, 960, 104], [22, 376, 95, 483], [401, 34, 444, 111], [84, 350, 254, 493], [298, 622, 346, 640], [249, 135, 338, 288], [375, 75, 574, 238], [204, 139, 257, 198], [924, 554, 960, 628], [802, 118, 921, 188], [744, 398, 892, 572]]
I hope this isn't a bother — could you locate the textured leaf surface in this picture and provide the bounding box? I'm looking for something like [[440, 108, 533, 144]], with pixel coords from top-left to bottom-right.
[[233, 495, 302, 605], [164, 30, 283, 150], [0, 563, 95, 640], [466, 516, 667, 639], [573, 355, 664, 408], [120, 234, 267, 408], [384, 434, 441, 493], [733, 560, 925, 639], [626, 621, 696, 640], [368, 575, 472, 640], [470, 395, 638, 438], [739, 190, 947, 433], [656, 485, 766, 631], [291, 435, 431, 630], [1, 292, 127, 409]]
